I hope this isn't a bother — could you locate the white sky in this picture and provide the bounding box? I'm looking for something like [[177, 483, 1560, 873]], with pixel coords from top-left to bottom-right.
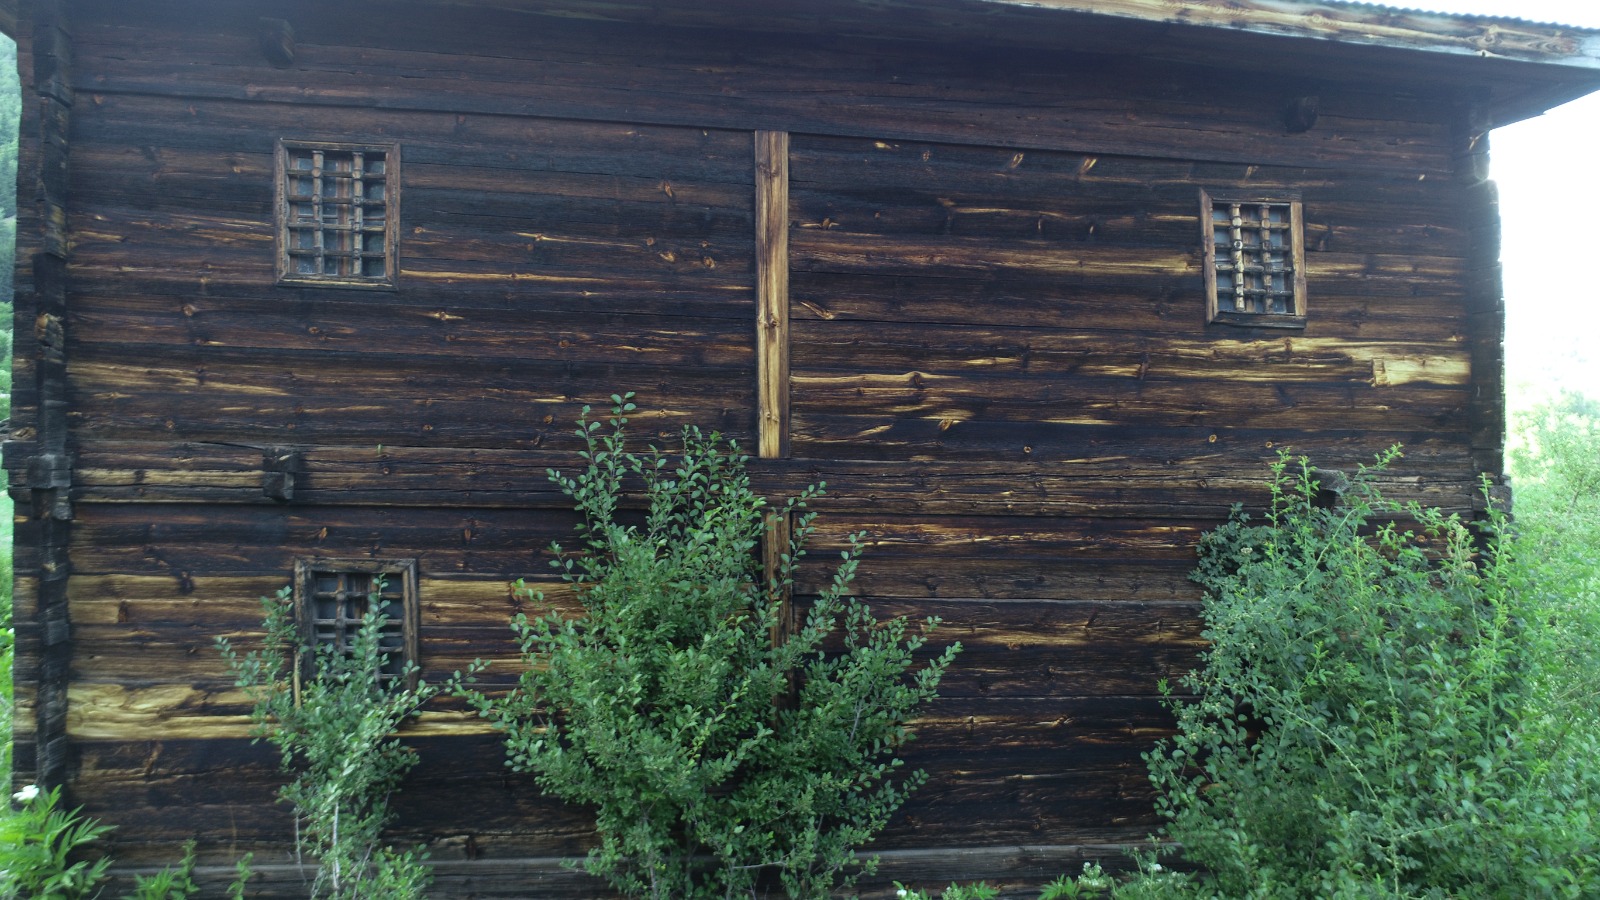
[[1385, 0, 1600, 405]]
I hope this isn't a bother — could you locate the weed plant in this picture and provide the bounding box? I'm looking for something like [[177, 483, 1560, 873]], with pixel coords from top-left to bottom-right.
[[1145, 449, 1600, 898], [458, 395, 959, 899], [0, 785, 112, 898]]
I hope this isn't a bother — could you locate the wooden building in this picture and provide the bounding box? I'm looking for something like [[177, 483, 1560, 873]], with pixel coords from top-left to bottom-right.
[[6, 0, 1600, 894]]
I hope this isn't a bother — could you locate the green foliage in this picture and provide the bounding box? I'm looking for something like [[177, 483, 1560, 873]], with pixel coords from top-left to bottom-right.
[[893, 879, 991, 899], [1508, 390, 1600, 821], [0, 36, 17, 216], [227, 854, 257, 899], [0, 785, 114, 899], [896, 864, 1158, 896], [1, 33, 18, 791], [459, 395, 959, 899], [119, 843, 253, 900], [1512, 390, 1600, 514], [1, 34, 18, 419], [218, 588, 434, 899], [125, 841, 200, 899], [1145, 450, 1600, 898], [1037, 862, 1117, 898]]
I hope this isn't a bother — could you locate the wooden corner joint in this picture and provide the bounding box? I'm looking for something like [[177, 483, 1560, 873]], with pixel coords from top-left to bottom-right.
[[263, 447, 306, 502]]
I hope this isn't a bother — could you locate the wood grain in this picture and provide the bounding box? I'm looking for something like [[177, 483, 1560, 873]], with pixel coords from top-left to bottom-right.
[[756, 130, 791, 459], [7, 0, 1524, 879]]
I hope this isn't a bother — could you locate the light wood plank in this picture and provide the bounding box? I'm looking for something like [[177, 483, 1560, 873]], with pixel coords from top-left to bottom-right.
[[755, 130, 791, 458]]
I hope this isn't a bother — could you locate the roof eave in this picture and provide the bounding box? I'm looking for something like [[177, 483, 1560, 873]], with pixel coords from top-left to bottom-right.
[[976, 0, 1600, 71], [973, 0, 1600, 125]]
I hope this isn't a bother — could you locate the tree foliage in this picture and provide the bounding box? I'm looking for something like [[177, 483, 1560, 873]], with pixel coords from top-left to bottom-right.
[[1512, 390, 1600, 515]]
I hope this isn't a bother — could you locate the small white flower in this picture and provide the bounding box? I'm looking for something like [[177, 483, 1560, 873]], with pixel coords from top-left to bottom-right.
[[1149, 863, 1163, 872], [12, 784, 40, 803], [896, 891, 908, 899]]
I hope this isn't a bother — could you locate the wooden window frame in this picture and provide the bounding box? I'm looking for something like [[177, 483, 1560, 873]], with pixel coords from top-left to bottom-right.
[[275, 139, 401, 290], [1201, 189, 1307, 329], [292, 557, 420, 697]]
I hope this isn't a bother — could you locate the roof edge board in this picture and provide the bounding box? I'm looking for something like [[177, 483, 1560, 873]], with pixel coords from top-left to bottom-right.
[[977, 0, 1600, 70]]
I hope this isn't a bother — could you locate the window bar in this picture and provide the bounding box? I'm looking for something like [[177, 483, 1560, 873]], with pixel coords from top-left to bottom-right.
[[1229, 203, 1247, 312], [1257, 205, 1271, 313], [312, 149, 326, 278], [351, 150, 365, 279], [309, 571, 405, 686]]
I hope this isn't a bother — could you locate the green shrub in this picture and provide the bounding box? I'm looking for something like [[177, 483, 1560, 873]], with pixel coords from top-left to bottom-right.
[[1146, 450, 1600, 898], [459, 395, 959, 899], [1511, 390, 1600, 515], [1509, 393, 1600, 668], [0, 784, 113, 899], [1508, 391, 1600, 835], [219, 588, 434, 899]]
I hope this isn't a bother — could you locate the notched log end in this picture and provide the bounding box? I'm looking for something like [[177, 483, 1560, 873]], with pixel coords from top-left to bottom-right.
[[1284, 95, 1320, 134], [258, 18, 296, 68], [1308, 466, 1349, 509], [262, 447, 305, 503]]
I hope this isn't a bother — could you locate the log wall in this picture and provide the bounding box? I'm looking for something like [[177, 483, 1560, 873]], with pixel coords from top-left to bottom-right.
[[6, 0, 1500, 894]]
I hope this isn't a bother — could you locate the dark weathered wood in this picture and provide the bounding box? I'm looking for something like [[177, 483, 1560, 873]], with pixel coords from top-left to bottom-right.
[[6, 0, 1561, 880], [62, 439, 1483, 521], [789, 273, 1469, 345], [14, 0, 76, 792], [66, 0, 1469, 174], [1456, 107, 1505, 481], [66, 692, 1174, 852]]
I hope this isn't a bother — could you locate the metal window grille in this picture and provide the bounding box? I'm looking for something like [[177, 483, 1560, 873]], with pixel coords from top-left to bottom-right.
[[277, 141, 399, 289], [294, 558, 419, 693]]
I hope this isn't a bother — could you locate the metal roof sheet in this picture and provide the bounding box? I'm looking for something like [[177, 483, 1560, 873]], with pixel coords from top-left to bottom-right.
[[1315, 0, 1589, 31]]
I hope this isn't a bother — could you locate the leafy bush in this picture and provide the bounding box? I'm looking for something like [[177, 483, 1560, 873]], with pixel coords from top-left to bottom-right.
[[459, 396, 959, 899], [0, 784, 113, 899], [1508, 391, 1600, 840], [1146, 450, 1600, 898], [1509, 393, 1600, 654], [0, 794, 254, 900], [1511, 390, 1600, 514], [219, 589, 433, 899]]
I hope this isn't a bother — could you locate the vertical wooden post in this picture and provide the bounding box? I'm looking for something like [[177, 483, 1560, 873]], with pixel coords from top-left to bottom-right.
[[754, 130, 790, 460], [764, 511, 795, 645], [1453, 95, 1506, 492], [764, 510, 797, 706], [14, 0, 77, 792]]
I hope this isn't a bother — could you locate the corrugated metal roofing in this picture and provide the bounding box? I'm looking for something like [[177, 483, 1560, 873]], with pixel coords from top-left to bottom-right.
[[1316, 0, 1589, 30], [987, 0, 1600, 66]]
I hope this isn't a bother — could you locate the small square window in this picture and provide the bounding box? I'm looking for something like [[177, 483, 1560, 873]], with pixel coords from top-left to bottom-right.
[[1201, 189, 1306, 328], [293, 558, 420, 694], [276, 140, 400, 290]]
